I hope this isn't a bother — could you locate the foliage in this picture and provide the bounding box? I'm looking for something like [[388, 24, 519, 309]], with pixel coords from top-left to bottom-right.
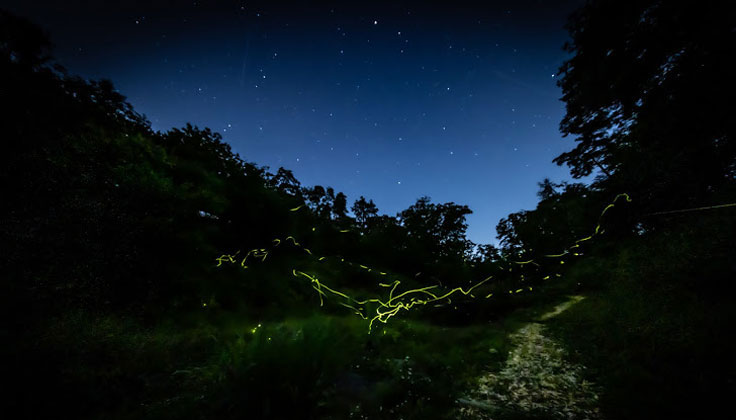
[[547, 209, 736, 419], [3, 2, 736, 419], [555, 0, 736, 215]]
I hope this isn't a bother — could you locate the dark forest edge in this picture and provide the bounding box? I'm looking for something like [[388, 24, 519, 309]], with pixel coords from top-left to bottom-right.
[[2, 1, 735, 419]]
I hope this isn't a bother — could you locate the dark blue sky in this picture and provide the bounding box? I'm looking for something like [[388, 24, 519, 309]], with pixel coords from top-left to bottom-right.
[[4, 0, 587, 245]]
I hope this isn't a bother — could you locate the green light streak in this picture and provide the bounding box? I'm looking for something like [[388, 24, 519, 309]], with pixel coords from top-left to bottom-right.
[[214, 193, 632, 332]]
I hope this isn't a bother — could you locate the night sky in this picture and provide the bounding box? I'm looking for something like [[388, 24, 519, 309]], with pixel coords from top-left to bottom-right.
[[4, 0, 587, 245]]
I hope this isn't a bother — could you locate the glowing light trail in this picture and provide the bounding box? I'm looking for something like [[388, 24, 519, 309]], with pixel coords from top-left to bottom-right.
[[215, 193, 633, 332]]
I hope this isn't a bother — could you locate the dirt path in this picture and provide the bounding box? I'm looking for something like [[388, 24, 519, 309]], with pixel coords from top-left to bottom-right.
[[458, 296, 601, 419]]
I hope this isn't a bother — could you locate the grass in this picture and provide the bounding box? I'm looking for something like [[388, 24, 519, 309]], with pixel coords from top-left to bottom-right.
[[544, 234, 736, 420], [459, 296, 601, 420], [22, 239, 727, 420], [13, 300, 551, 420]]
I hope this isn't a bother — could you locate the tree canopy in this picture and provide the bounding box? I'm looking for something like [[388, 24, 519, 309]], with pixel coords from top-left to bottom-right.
[[555, 0, 736, 213]]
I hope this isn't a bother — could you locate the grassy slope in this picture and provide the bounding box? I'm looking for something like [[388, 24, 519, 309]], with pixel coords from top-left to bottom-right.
[[546, 230, 736, 420], [22, 302, 540, 419]]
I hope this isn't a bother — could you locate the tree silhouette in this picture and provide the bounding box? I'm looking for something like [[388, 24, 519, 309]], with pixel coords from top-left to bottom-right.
[[351, 196, 379, 231], [555, 0, 736, 213], [268, 167, 302, 197], [399, 197, 473, 260], [332, 191, 348, 221]]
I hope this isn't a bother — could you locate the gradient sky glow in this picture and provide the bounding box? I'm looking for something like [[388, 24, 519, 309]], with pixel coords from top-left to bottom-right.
[[4, 0, 588, 244]]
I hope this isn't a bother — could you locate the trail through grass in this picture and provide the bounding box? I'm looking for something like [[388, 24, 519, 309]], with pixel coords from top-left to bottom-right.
[[459, 295, 601, 420]]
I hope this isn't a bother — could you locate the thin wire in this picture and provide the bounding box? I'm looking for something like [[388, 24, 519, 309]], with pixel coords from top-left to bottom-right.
[[644, 202, 736, 217]]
